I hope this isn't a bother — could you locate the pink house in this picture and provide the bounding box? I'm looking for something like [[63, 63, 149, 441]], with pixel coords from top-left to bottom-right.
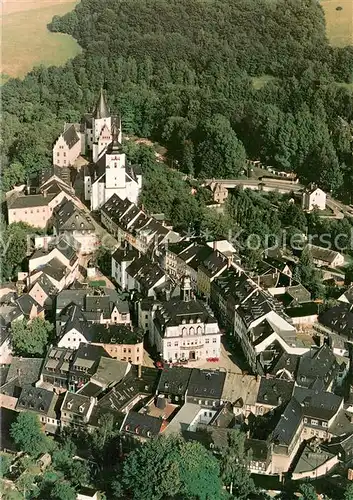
[[53, 124, 81, 167], [7, 190, 67, 229]]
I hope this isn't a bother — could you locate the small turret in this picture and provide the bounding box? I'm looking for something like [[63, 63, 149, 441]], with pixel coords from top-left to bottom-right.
[[180, 276, 192, 302]]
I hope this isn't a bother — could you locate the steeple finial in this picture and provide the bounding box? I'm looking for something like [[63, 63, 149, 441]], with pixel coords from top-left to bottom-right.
[[94, 88, 109, 119]]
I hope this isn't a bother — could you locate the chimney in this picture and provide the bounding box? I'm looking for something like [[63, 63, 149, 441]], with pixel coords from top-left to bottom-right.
[[227, 256, 233, 269], [138, 363, 142, 379], [43, 189, 47, 198], [213, 241, 218, 251]]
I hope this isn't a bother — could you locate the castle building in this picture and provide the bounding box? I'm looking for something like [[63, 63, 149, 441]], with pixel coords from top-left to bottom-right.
[[82, 90, 142, 210]]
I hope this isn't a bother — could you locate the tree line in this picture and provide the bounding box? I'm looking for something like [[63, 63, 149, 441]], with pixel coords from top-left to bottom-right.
[[1, 0, 353, 199]]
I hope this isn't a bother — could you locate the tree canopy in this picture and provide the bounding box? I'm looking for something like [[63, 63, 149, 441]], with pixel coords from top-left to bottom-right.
[[122, 435, 223, 499], [10, 317, 54, 357], [10, 412, 51, 457]]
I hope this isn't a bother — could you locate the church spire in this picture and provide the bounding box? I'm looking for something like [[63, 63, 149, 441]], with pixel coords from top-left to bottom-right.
[[111, 115, 122, 150], [94, 88, 109, 119]]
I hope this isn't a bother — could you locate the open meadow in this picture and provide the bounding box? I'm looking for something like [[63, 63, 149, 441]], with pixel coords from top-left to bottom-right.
[[1, 0, 81, 81], [320, 0, 353, 47]]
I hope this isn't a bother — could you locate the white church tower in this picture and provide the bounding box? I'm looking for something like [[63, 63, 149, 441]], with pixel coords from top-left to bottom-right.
[[105, 117, 127, 193]]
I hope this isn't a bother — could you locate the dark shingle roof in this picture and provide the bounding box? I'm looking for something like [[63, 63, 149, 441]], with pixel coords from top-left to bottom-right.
[[296, 345, 340, 389], [157, 366, 192, 396], [62, 124, 80, 149], [256, 377, 294, 406], [154, 298, 216, 332], [187, 369, 226, 400], [8, 193, 55, 209], [319, 303, 353, 339], [16, 385, 55, 415], [272, 398, 303, 446], [122, 411, 163, 437]]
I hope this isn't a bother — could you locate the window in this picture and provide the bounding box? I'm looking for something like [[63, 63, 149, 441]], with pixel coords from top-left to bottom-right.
[[311, 419, 318, 426], [212, 338, 217, 343], [205, 400, 208, 406], [57, 152, 59, 156], [304, 418, 307, 423], [205, 339, 209, 344], [174, 342, 178, 347], [136, 357, 139, 362], [167, 342, 171, 347], [322, 422, 328, 428]]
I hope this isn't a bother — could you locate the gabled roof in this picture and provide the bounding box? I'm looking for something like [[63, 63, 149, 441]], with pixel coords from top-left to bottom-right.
[[187, 369, 226, 400], [296, 345, 340, 389], [62, 391, 92, 417], [198, 250, 227, 278], [8, 193, 56, 209], [62, 124, 80, 149], [91, 357, 129, 387], [16, 385, 55, 415], [97, 365, 159, 412], [319, 303, 353, 339], [272, 397, 303, 446], [16, 294, 43, 317], [157, 366, 192, 396], [122, 411, 163, 437], [306, 244, 342, 264], [154, 297, 216, 332], [126, 256, 165, 291], [55, 198, 95, 232], [256, 377, 294, 407], [221, 373, 260, 406]]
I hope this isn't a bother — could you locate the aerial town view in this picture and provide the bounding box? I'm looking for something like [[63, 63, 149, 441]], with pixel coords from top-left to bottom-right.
[[1, 0, 353, 498]]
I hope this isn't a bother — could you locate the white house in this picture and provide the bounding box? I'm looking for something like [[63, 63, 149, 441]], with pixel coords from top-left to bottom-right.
[[149, 277, 222, 363], [302, 184, 326, 211]]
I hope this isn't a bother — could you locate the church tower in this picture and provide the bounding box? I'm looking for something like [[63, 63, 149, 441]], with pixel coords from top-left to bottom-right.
[[92, 88, 112, 162], [105, 116, 127, 191]]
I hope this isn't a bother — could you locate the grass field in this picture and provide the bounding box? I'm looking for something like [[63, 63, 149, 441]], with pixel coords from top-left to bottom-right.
[[320, 0, 353, 47], [1, 0, 81, 80]]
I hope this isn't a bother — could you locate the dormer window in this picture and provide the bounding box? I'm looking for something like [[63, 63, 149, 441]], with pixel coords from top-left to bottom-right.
[[67, 401, 73, 410], [263, 394, 268, 401], [197, 318, 201, 323], [147, 430, 151, 437], [125, 424, 130, 431], [182, 319, 186, 324], [135, 426, 140, 435], [78, 404, 85, 413]]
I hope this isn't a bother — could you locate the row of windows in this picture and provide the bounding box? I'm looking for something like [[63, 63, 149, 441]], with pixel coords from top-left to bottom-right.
[[303, 418, 328, 427], [56, 151, 66, 156]]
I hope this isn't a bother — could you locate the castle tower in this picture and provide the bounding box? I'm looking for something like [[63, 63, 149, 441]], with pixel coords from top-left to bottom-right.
[[92, 88, 112, 162], [93, 88, 112, 144]]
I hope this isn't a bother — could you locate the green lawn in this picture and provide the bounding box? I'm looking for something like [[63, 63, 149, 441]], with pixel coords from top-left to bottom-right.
[[252, 75, 276, 90], [320, 0, 353, 47], [2, 0, 81, 80]]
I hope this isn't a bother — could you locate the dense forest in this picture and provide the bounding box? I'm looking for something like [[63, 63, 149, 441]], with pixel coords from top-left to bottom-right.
[[1, 0, 353, 199]]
